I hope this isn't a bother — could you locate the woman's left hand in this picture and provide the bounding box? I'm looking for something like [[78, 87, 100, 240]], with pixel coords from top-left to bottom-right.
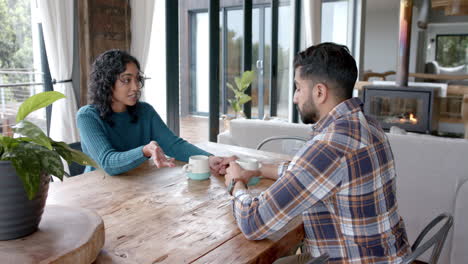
[[143, 141, 176, 168]]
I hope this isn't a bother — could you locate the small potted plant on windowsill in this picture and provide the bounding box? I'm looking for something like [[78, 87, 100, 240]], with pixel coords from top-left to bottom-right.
[[227, 70, 255, 119], [0, 91, 98, 241]]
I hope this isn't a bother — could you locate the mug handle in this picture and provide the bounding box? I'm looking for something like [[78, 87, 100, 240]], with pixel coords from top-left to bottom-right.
[[182, 164, 192, 173]]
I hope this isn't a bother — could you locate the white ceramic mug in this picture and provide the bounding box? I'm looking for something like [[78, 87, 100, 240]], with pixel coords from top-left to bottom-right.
[[182, 155, 210, 180], [235, 158, 262, 186], [235, 158, 261, 171]]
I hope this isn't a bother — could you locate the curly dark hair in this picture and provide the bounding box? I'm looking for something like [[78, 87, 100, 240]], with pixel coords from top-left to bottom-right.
[[88, 49, 144, 126]]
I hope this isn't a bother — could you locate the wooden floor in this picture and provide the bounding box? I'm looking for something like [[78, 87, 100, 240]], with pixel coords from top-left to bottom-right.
[[180, 115, 227, 143]]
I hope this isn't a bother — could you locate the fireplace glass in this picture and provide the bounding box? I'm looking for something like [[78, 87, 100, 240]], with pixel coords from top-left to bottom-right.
[[362, 86, 437, 133]]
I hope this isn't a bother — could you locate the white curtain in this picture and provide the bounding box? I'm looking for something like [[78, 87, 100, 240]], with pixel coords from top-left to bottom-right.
[[38, 0, 79, 144], [130, 0, 156, 72]]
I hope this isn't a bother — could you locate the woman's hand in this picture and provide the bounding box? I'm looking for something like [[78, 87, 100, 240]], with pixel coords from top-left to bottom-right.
[[143, 141, 176, 168]]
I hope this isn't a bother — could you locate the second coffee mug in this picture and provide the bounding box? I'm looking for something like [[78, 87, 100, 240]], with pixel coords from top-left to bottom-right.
[[235, 158, 261, 186]]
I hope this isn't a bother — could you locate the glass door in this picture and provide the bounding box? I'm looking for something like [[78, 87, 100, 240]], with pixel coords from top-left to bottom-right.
[[188, 3, 291, 121]]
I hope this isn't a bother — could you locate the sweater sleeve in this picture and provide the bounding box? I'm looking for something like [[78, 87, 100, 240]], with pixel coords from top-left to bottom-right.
[[77, 109, 148, 176], [149, 109, 211, 162]]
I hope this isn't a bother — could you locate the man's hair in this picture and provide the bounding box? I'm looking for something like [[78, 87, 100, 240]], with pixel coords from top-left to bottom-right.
[[88, 49, 142, 126], [293, 42, 357, 100]]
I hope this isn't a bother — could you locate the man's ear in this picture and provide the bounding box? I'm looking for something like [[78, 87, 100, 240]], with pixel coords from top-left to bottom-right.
[[315, 83, 328, 104]]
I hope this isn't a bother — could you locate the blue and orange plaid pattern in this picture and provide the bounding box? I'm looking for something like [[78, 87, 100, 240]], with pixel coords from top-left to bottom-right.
[[232, 98, 410, 263]]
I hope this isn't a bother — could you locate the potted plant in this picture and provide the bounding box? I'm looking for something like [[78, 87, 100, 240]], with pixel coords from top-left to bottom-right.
[[0, 91, 97, 240], [226, 70, 255, 118]]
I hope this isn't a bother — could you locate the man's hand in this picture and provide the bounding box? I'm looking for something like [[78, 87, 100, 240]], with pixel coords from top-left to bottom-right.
[[209, 155, 238, 175], [143, 141, 176, 168], [225, 161, 243, 186], [225, 161, 260, 186], [218, 155, 238, 175]]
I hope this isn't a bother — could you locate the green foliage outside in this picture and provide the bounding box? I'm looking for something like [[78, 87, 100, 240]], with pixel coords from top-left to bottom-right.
[[0, 92, 98, 200], [436, 35, 468, 67], [0, 0, 34, 103]]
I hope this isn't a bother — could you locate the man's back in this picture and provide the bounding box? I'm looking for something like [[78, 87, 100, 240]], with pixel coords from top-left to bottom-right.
[[301, 98, 410, 263]]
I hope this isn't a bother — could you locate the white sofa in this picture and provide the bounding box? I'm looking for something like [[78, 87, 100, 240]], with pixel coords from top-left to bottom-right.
[[218, 119, 468, 264]]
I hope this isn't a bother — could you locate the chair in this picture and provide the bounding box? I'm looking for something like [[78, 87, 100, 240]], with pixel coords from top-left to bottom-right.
[[256, 136, 307, 156], [273, 213, 452, 264], [401, 213, 453, 264], [68, 142, 86, 177]]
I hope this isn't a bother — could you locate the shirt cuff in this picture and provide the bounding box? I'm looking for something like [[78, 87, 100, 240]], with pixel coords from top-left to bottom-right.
[[233, 188, 249, 198], [277, 161, 290, 178]]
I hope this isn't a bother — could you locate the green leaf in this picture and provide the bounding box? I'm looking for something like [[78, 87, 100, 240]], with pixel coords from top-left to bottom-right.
[[52, 141, 99, 168], [240, 71, 255, 90], [51, 141, 73, 164], [12, 158, 41, 200], [228, 99, 240, 112], [29, 144, 64, 181], [16, 91, 65, 122], [234, 76, 242, 91], [5, 143, 43, 200], [232, 89, 244, 99], [69, 148, 99, 168], [12, 120, 52, 150], [238, 94, 252, 105], [0, 135, 21, 158], [226, 83, 236, 93]]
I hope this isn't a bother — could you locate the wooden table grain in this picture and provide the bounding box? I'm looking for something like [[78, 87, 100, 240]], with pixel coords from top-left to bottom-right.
[[47, 142, 304, 264]]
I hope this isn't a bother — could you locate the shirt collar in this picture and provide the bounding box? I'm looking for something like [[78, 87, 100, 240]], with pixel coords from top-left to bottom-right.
[[309, 97, 364, 135]]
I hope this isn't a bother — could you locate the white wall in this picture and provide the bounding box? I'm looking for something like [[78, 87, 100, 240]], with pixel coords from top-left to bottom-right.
[[363, 1, 420, 78], [364, 1, 399, 75]]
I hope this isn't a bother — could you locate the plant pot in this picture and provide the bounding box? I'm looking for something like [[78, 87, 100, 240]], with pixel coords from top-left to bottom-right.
[[0, 161, 49, 240]]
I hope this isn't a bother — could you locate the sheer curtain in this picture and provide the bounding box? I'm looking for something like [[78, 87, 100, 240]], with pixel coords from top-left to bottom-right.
[[130, 0, 156, 72], [38, 0, 79, 144]]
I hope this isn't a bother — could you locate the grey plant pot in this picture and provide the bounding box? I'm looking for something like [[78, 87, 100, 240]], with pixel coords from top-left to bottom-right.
[[0, 161, 49, 240]]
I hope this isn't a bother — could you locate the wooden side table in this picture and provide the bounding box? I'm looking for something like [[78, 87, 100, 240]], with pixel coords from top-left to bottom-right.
[[0, 205, 104, 264]]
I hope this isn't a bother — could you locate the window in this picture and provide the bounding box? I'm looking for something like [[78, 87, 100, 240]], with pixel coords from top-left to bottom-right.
[[321, 0, 349, 45], [188, 4, 291, 119], [436, 34, 468, 67], [0, 0, 46, 135]]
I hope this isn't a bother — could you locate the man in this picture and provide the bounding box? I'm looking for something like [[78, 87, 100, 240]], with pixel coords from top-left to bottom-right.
[[224, 43, 410, 263]]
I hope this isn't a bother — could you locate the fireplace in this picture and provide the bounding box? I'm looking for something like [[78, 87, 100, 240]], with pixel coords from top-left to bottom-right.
[[362, 85, 439, 133]]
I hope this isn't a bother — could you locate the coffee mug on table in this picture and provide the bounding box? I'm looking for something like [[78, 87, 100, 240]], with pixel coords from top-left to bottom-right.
[[235, 158, 262, 186], [182, 155, 211, 180]]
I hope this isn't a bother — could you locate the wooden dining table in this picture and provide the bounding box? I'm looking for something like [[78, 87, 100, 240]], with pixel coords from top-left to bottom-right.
[[47, 142, 305, 264]]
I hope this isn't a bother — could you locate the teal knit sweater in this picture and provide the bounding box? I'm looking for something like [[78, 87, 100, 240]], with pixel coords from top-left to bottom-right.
[[76, 102, 211, 175]]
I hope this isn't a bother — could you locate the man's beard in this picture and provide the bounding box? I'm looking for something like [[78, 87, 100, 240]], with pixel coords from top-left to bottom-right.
[[297, 100, 319, 124]]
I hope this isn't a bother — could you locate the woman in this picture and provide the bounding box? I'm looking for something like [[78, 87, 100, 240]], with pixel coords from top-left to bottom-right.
[[77, 49, 230, 175]]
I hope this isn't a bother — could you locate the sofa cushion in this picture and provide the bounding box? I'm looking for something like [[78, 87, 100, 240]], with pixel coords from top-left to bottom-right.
[[229, 119, 311, 154], [450, 180, 468, 264], [387, 133, 468, 263]]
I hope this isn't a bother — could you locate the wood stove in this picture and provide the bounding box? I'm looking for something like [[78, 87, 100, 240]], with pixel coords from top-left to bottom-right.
[[362, 85, 439, 133]]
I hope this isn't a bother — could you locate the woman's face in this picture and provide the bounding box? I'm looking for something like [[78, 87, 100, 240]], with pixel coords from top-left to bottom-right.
[[111, 62, 142, 112]]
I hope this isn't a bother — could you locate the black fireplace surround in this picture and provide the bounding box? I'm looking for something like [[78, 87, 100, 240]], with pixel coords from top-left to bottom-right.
[[362, 85, 438, 134]]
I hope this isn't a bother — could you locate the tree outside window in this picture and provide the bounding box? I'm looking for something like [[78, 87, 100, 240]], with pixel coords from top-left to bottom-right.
[[436, 35, 468, 68]]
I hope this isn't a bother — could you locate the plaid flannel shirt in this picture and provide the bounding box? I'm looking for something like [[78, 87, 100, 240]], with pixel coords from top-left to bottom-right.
[[232, 98, 410, 263]]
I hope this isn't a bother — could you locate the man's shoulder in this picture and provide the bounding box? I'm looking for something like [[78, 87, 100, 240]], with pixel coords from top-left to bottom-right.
[[317, 112, 384, 150]]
